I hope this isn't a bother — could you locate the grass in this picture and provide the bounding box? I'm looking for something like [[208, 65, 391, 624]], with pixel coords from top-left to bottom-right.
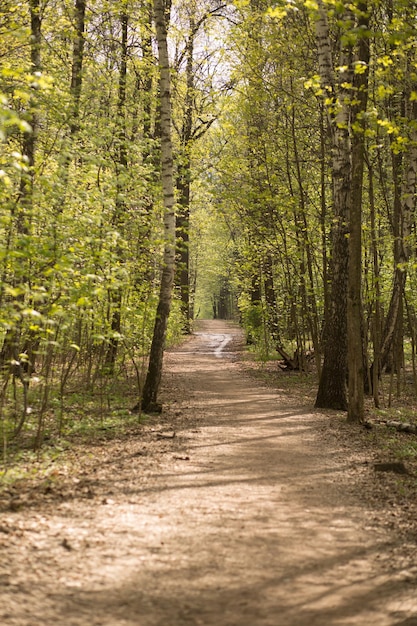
[[0, 370, 149, 474], [2, 335, 417, 492]]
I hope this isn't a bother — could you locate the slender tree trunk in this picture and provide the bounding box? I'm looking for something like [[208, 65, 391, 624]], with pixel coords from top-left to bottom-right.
[[0, 0, 41, 379], [368, 162, 381, 406], [104, 12, 129, 374], [137, 0, 176, 413], [54, 0, 86, 202], [347, 0, 370, 423], [370, 73, 417, 386], [131, 3, 160, 288], [175, 12, 195, 334], [176, 167, 191, 329], [263, 255, 281, 348], [319, 104, 330, 321], [175, 3, 223, 331], [379, 133, 417, 370], [289, 91, 321, 372], [19, 2, 40, 212], [369, 8, 417, 382], [69, 0, 86, 136], [50, 0, 86, 274], [380, 150, 405, 371]]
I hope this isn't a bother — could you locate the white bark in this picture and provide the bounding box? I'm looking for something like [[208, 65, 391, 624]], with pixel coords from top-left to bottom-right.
[[316, 0, 335, 96], [139, 0, 176, 412]]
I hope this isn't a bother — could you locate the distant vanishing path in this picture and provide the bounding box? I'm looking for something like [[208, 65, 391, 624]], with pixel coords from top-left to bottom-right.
[[0, 319, 416, 625]]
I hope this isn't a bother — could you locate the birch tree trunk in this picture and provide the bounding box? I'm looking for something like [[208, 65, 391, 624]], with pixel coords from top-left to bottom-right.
[[137, 0, 176, 413]]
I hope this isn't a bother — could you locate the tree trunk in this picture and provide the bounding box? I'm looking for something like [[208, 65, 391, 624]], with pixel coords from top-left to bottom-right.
[[0, 0, 41, 379], [175, 12, 195, 334], [315, 0, 350, 410], [54, 0, 86, 205], [368, 162, 381, 407], [379, 118, 417, 371], [137, 0, 176, 413], [176, 167, 191, 330], [263, 255, 281, 348], [104, 12, 129, 374], [369, 10, 417, 384], [69, 0, 86, 136], [289, 87, 321, 374], [347, 0, 370, 423]]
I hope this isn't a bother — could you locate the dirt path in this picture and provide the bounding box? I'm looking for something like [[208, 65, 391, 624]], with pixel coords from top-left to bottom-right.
[[1, 320, 417, 625]]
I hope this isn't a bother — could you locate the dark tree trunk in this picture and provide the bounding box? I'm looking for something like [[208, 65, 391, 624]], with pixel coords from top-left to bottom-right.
[[263, 255, 281, 348], [69, 0, 86, 135], [315, 0, 351, 410], [175, 13, 194, 333], [104, 12, 129, 374], [347, 0, 370, 423], [176, 163, 191, 332], [369, 7, 417, 386], [0, 0, 42, 380]]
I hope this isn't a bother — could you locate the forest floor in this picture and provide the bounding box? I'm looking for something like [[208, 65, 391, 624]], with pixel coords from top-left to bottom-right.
[[1, 319, 417, 626]]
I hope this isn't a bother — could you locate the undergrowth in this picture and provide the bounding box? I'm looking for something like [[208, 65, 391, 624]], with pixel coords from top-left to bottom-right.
[[0, 369, 148, 478]]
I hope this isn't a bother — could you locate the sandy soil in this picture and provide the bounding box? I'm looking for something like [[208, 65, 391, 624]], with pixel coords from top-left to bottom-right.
[[0, 319, 417, 626]]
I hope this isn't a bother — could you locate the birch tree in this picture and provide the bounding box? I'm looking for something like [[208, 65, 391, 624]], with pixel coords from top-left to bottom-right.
[[136, 0, 176, 413]]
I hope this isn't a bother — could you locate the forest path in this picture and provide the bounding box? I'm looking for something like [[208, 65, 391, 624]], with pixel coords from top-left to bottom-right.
[[1, 319, 417, 625]]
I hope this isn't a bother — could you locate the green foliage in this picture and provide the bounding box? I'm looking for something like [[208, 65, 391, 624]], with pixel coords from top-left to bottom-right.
[[0, 0, 188, 455], [3, 0, 417, 458], [240, 300, 266, 350], [190, 174, 239, 320], [0, 380, 147, 476]]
